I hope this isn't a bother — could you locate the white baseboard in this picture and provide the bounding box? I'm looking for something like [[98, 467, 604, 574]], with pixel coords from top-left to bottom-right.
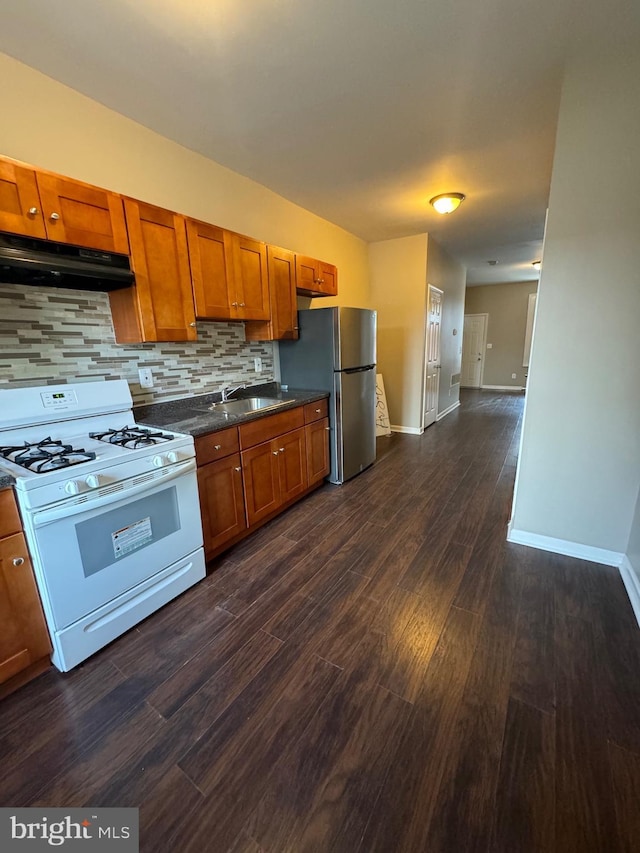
[[506, 523, 624, 567], [620, 556, 640, 628], [436, 400, 461, 421], [390, 425, 423, 435], [482, 385, 525, 392]]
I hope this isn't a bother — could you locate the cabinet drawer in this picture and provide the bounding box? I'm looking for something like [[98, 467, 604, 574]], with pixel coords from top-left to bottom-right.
[[239, 406, 305, 449], [303, 399, 328, 424], [0, 489, 21, 538], [195, 427, 240, 465]]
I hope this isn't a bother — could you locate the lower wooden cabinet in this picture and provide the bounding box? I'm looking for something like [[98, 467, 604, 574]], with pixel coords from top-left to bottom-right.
[[306, 417, 331, 485], [242, 426, 307, 526], [194, 400, 329, 559], [197, 453, 247, 559], [0, 490, 51, 695]]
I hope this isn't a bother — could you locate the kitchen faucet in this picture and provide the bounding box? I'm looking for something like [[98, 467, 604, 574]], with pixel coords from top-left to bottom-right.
[[221, 383, 246, 402]]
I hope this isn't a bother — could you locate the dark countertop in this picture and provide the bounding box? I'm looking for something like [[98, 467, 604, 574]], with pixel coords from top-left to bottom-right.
[[0, 471, 15, 489], [134, 381, 329, 438]]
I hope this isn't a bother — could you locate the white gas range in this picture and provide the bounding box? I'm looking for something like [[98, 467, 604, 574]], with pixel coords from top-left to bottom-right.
[[0, 380, 206, 672]]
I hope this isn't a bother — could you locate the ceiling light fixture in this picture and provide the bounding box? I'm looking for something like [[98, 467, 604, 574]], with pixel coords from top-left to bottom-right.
[[532, 260, 541, 271], [429, 192, 466, 214]]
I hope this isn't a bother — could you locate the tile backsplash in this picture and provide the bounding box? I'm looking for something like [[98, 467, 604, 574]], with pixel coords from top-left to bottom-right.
[[0, 284, 274, 405]]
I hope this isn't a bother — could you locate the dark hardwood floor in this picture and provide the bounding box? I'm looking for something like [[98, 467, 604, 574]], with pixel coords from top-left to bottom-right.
[[2, 390, 640, 851]]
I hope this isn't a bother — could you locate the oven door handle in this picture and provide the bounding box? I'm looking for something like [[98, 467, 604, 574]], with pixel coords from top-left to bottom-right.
[[32, 459, 196, 528]]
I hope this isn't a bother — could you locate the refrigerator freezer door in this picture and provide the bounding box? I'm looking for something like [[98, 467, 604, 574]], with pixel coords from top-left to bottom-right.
[[332, 366, 376, 484], [335, 307, 377, 371]]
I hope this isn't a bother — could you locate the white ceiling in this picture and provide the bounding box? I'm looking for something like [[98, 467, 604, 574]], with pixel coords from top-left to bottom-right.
[[0, 0, 635, 284]]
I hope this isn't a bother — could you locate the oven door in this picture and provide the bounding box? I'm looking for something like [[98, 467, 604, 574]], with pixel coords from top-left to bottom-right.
[[29, 459, 204, 629]]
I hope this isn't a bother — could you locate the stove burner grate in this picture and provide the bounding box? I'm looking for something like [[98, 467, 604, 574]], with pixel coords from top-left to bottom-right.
[[89, 426, 174, 449], [0, 438, 97, 473]]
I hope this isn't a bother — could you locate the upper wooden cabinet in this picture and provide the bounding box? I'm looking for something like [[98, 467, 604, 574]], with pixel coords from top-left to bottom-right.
[[295, 254, 338, 297], [245, 245, 298, 342], [0, 156, 129, 253], [109, 200, 197, 343], [187, 219, 269, 322]]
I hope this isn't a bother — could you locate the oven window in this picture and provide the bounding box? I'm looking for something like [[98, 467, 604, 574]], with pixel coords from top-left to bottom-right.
[[75, 486, 180, 577]]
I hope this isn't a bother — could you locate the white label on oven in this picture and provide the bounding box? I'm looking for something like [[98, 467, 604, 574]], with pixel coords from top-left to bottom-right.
[[112, 516, 153, 559]]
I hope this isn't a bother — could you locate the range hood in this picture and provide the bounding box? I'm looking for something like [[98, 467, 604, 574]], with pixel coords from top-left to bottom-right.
[[0, 231, 134, 291]]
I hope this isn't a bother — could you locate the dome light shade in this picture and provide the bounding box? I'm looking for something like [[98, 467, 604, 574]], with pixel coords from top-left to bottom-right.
[[429, 192, 466, 214], [532, 260, 541, 271]]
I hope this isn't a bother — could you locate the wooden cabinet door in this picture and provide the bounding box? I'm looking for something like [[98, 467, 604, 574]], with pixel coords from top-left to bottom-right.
[[0, 159, 46, 238], [245, 245, 298, 342], [306, 418, 330, 485], [0, 532, 51, 685], [35, 173, 129, 253], [187, 219, 234, 320], [295, 254, 338, 297], [111, 199, 197, 343], [316, 261, 338, 296], [277, 427, 307, 503], [268, 245, 298, 339], [241, 440, 281, 526], [198, 453, 247, 558], [232, 234, 269, 320], [295, 254, 318, 295]]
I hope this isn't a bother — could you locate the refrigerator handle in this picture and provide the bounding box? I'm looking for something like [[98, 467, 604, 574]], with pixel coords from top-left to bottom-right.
[[343, 365, 376, 374]]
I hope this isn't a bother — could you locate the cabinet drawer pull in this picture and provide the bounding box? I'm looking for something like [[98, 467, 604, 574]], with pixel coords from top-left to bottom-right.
[[12, 557, 25, 567], [28, 206, 39, 216], [315, 408, 321, 413], [214, 444, 222, 450], [234, 466, 242, 472], [49, 212, 60, 221]]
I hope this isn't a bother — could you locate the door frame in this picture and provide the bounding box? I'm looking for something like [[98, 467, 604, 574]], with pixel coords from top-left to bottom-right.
[[461, 313, 488, 388], [423, 284, 444, 429]]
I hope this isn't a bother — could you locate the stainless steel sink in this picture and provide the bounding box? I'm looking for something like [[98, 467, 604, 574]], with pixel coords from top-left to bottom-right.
[[195, 397, 289, 416]]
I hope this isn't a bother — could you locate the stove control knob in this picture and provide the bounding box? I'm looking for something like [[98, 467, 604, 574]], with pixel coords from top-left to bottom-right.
[[166, 451, 179, 464], [86, 474, 102, 489], [64, 480, 81, 495], [152, 454, 167, 468]]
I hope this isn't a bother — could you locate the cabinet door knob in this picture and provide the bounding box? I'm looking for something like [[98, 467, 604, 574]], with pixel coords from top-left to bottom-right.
[[214, 444, 222, 450], [325, 426, 331, 430], [28, 206, 39, 216], [189, 322, 196, 327], [235, 466, 242, 472], [231, 301, 238, 307], [315, 408, 321, 413], [12, 557, 25, 567], [279, 447, 285, 452], [49, 212, 60, 221], [239, 302, 246, 307], [272, 451, 279, 456]]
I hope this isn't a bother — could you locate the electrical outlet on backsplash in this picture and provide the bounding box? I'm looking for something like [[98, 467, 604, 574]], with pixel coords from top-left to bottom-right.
[[0, 284, 275, 405]]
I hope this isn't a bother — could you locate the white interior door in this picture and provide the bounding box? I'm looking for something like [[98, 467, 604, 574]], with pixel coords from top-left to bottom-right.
[[424, 285, 443, 428], [461, 314, 487, 387]]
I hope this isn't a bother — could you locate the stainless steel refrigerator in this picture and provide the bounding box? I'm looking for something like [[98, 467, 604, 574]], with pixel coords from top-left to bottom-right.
[[279, 306, 377, 484]]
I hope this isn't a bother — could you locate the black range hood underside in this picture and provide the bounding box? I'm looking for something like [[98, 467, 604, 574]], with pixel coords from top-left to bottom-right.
[[0, 231, 135, 292]]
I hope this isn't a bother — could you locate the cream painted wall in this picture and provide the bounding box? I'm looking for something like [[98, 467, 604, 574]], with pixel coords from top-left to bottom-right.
[[0, 53, 370, 309], [464, 281, 538, 388], [510, 46, 640, 554], [425, 237, 466, 415], [626, 489, 640, 581], [368, 234, 428, 432]]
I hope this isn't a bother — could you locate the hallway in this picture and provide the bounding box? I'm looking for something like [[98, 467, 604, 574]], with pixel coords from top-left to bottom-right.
[[1, 390, 639, 851]]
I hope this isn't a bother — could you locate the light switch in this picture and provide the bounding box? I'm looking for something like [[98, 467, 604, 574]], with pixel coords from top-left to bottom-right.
[[486, 343, 493, 349]]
